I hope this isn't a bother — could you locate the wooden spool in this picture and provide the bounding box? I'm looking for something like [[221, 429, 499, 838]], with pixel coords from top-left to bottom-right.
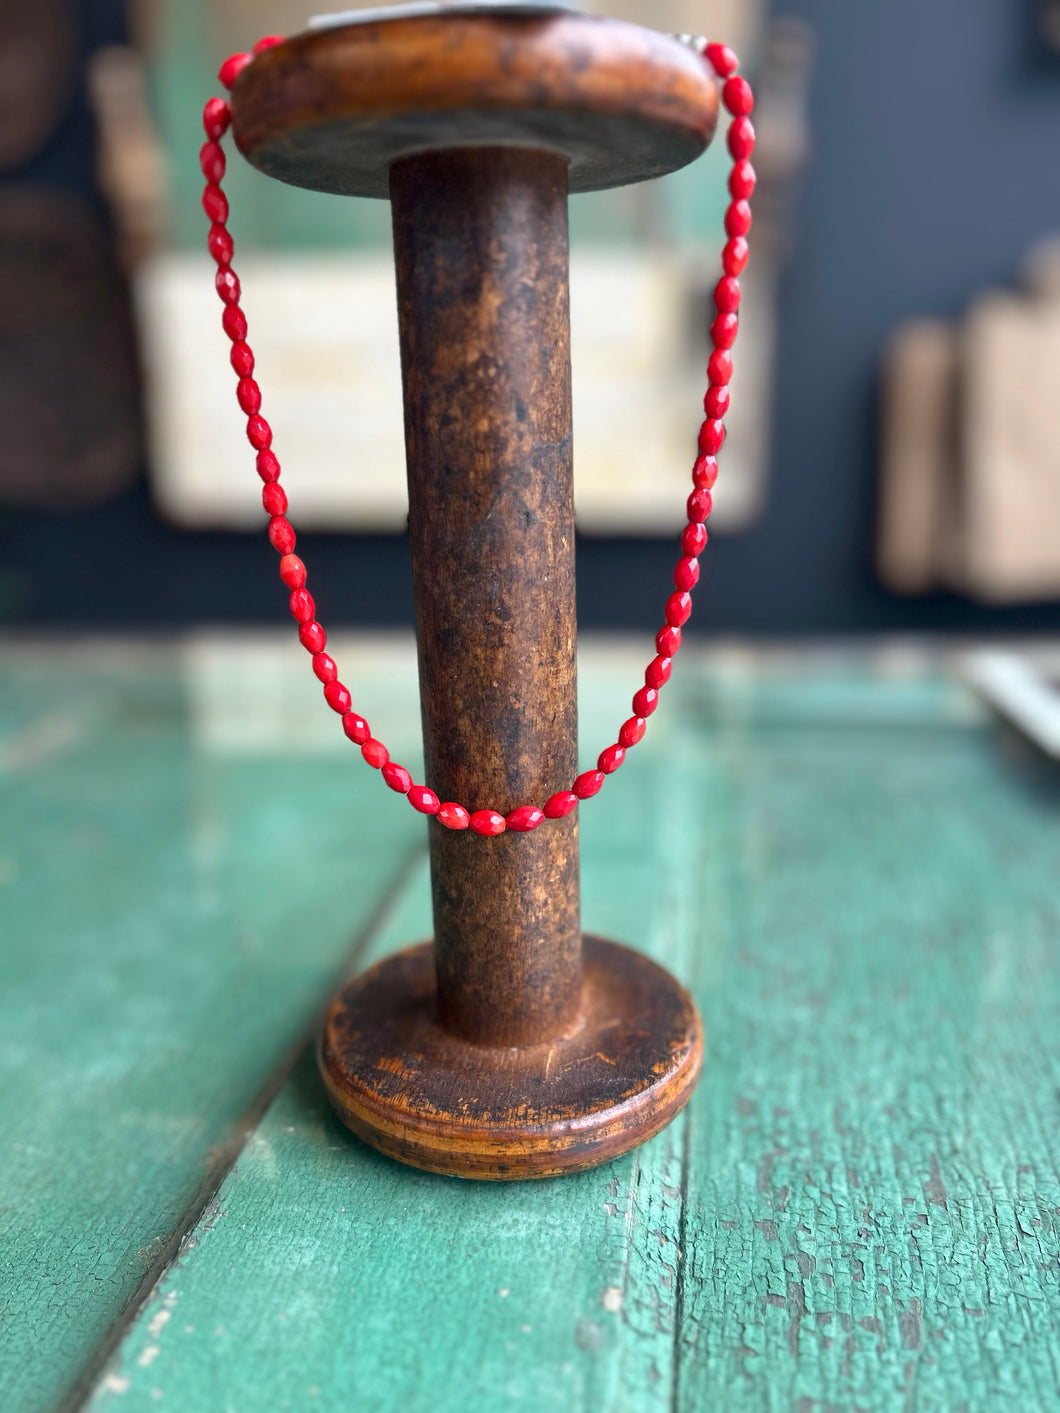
[[231, 3, 719, 1179]]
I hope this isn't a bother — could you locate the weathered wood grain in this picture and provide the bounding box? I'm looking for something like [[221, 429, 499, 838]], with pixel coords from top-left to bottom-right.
[[0, 638, 424, 1413], [86, 650, 1060, 1411]]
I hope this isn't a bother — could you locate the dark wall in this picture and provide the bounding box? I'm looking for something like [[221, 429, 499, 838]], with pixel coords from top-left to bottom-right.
[[4, 0, 1060, 634]]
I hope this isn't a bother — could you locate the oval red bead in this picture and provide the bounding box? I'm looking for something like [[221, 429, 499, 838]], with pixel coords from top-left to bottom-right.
[[698, 419, 726, 456], [408, 785, 440, 815], [682, 522, 708, 557], [714, 276, 741, 314], [253, 35, 284, 53], [688, 488, 713, 523], [674, 556, 700, 591], [619, 716, 646, 748], [728, 159, 756, 200], [711, 312, 739, 349], [724, 200, 752, 238], [723, 236, 749, 277], [267, 516, 295, 553], [470, 809, 506, 836], [646, 655, 672, 689], [704, 384, 730, 419], [382, 761, 412, 794], [262, 483, 287, 516], [598, 744, 625, 774], [632, 686, 659, 717], [708, 349, 733, 386], [288, 589, 314, 624], [299, 620, 326, 652], [727, 116, 756, 161], [237, 378, 261, 414], [506, 805, 544, 831], [207, 223, 234, 266], [215, 268, 240, 304], [246, 416, 272, 450], [666, 591, 693, 627], [312, 651, 337, 683], [202, 183, 229, 224], [705, 42, 738, 77], [342, 712, 370, 744], [657, 625, 682, 655], [437, 802, 471, 830], [202, 97, 230, 140], [256, 450, 280, 483], [361, 738, 388, 769], [693, 454, 719, 489], [230, 341, 254, 376], [279, 553, 305, 589], [324, 680, 351, 714], [573, 770, 605, 799], [723, 75, 755, 116], [218, 52, 251, 88], [221, 305, 246, 341], [199, 141, 225, 182], [543, 791, 578, 818]]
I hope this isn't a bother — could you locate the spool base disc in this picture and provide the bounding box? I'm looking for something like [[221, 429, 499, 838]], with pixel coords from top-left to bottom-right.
[[319, 935, 702, 1179]]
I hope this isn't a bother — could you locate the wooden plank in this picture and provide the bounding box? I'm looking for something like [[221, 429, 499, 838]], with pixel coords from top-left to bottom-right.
[[46, 651, 1060, 1409], [0, 638, 424, 1413]]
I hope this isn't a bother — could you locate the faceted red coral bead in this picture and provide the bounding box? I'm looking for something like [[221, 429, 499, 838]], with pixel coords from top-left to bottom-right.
[[714, 276, 741, 314], [698, 419, 726, 455], [222, 305, 246, 341], [256, 450, 280, 483], [619, 716, 646, 748], [674, 557, 700, 591], [288, 588, 315, 624], [202, 97, 230, 140], [437, 802, 471, 830], [646, 655, 672, 689], [279, 553, 305, 589], [665, 591, 692, 627], [237, 378, 261, 414], [409, 785, 440, 815], [253, 35, 284, 53], [708, 349, 733, 385], [723, 237, 749, 277], [382, 762, 412, 794], [199, 142, 225, 182], [470, 809, 506, 836], [230, 341, 254, 376], [657, 625, 682, 656], [216, 268, 240, 304], [728, 159, 756, 200], [693, 454, 719, 489], [323, 679, 351, 713], [507, 805, 544, 831], [722, 75, 755, 117], [632, 686, 659, 717], [299, 620, 325, 652], [711, 313, 739, 349], [598, 744, 625, 774], [705, 42, 738, 77], [207, 224, 234, 265], [246, 416, 272, 450], [727, 116, 756, 161], [704, 385, 730, 419], [342, 712, 370, 744], [543, 790, 578, 818], [688, 488, 713, 523], [682, 522, 708, 557], [262, 484, 287, 516], [361, 738, 388, 769], [202, 183, 229, 224], [724, 201, 752, 238], [219, 52, 251, 88], [267, 516, 295, 553], [574, 770, 605, 799], [312, 652, 337, 683]]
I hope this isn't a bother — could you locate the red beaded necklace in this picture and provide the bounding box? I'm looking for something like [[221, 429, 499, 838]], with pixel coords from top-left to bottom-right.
[[200, 32, 753, 837]]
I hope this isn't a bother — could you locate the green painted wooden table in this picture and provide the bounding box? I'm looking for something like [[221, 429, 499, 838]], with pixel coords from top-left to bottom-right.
[[3, 636, 1058, 1412]]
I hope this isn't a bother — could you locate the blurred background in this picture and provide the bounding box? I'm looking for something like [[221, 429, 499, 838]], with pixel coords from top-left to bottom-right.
[[2, 0, 1060, 636]]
